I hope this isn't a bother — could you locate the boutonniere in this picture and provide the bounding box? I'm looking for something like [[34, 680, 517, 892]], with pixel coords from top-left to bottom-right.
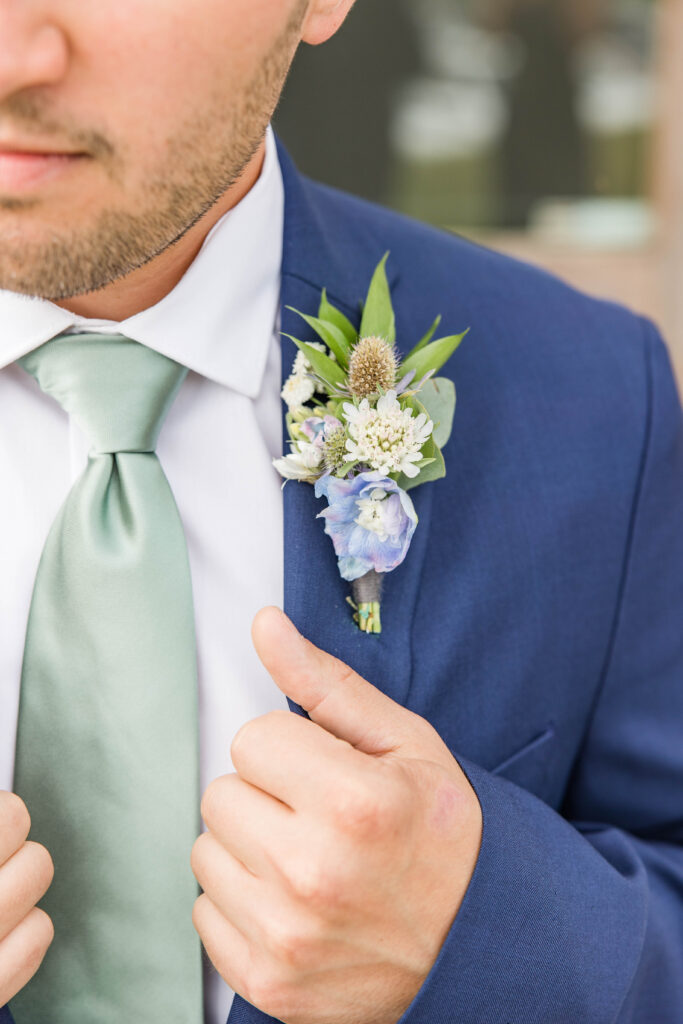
[[274, 253, 468, 634]]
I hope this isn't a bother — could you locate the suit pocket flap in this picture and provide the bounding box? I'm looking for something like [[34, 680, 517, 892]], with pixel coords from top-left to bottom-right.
[[491, 722, 556, 777]]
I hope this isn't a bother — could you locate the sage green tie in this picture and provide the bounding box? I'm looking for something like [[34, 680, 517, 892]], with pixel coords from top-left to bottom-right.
[[11, 332, 203, 1024]]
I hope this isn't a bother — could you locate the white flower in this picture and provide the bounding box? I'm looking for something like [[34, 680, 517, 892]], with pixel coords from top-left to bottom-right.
[[342, 390, 433, 478], [293, 350, 311, 376], [281, 343, 336, 412], [281, 372, 316, 412], [355, 488, 393, 542], [298, 441, 324, 470], [272, 440, 323, 481]]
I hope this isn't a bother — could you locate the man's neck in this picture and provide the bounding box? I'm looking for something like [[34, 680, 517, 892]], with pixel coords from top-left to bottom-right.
[[54, 140, 266, 322]]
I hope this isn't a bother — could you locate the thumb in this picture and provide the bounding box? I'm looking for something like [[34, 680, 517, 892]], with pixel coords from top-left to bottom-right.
[[251, 606, 411, 754]]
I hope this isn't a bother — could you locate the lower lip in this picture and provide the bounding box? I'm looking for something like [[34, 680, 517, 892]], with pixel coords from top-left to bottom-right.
[[0, 151, 86, 191]]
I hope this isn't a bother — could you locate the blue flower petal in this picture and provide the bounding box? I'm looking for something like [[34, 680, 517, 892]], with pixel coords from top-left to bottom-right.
[[315, 471, 418, 582]]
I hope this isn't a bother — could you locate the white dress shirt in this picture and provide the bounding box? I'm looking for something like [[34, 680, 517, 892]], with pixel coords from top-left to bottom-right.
[[0, 122, 288, 1024]]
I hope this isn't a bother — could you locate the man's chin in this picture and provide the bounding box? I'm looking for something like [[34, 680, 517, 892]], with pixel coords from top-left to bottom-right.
[[0, 257, 93, 302], [0, 224, 134, 301]]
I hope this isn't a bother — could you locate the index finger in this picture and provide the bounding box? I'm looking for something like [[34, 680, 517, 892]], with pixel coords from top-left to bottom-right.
[[0, 793, 31, 867], [230, 709, 368, 813]]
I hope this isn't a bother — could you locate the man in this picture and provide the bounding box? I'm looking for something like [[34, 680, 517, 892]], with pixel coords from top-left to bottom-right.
[[0, 2, 681, 1023]]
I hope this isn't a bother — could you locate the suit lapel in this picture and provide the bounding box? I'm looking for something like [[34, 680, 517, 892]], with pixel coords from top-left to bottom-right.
[[278, 273, 434, 708], [275, 134, 434, 712], [226, 134, 434, 1024]]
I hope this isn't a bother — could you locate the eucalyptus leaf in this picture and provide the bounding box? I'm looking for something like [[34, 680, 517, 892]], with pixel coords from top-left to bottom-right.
[[288, 308, 351, 368], [417, 377, 456, 449], [399, 328, 469, 381], [359, 252, 396, 344], [283, 334, 346, 390], [403, 314, 442, 362], [319, 289, 358, 347]]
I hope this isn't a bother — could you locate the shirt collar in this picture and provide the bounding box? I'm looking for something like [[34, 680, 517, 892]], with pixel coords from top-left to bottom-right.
[[0, 123, 284, 398]]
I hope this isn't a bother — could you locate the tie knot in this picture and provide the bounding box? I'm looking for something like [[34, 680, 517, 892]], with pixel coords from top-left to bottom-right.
[[18, 332, 188, 454]]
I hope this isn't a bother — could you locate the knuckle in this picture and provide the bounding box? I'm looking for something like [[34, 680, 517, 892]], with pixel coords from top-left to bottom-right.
[[0, 906, 53, 1005], [0, 792, 31, 847], [264, 911, 322, 973], [231, 710, 289, 766], [286, 855, 339, 909], [190, 832, 212, 883], [191, 892, 210, 935], [200, 777, 228, 829], [229, 727, 247, 765], [332, 779, 393, 837], [333, 661, 359, 689], [30, 907, 55, 952], [230, 718, 257, 763], [21, 842, 55, 899], [408, 710, 441, 746], [325, 662, 364, 708], [21, 907, 55, 974]]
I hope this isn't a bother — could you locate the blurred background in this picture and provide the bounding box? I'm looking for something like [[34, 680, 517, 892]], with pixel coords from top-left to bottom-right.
[[275, 0, 683, 382]]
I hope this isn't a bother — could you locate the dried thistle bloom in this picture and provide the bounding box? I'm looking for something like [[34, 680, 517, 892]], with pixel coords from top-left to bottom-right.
[[347, 335, 398, 398], [322, 425, 349, 474]]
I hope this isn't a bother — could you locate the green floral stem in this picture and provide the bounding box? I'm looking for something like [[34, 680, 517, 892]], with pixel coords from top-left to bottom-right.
[[357, 601, 382, 633], [349, 570, 383, 635]]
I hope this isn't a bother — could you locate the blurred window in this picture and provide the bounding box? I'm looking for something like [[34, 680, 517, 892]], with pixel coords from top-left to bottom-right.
[[275, 0, 659, 249]]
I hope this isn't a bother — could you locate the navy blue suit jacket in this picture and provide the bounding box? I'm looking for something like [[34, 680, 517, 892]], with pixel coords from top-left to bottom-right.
[[5, 134, 683, 1022]]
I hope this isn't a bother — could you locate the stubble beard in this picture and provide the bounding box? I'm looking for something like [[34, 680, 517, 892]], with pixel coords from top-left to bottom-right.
[[0, 1, 306, 300]]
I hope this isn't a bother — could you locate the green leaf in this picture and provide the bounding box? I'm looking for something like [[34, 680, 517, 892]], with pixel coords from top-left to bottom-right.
[[282, 334, 346, 390], [287, 309, 351, 368], [398, 436, 446, 492], [401, 393, 430, 419], [394, 394, 447, 490], [337, 460, 359, 477], [359, 252, 396, 344], [399, 328, 469, 381], [319, 289, 358, 348], [417, 376, 456, 449], [403, 314, 442, 362]]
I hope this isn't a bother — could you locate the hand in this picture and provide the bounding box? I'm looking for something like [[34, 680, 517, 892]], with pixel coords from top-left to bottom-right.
[[192, 607, 482, 1024], [0, 792, 54, 1006]]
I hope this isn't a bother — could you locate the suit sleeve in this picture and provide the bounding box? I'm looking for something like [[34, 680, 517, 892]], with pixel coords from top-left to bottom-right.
[[396, 319, 683, 1024]]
